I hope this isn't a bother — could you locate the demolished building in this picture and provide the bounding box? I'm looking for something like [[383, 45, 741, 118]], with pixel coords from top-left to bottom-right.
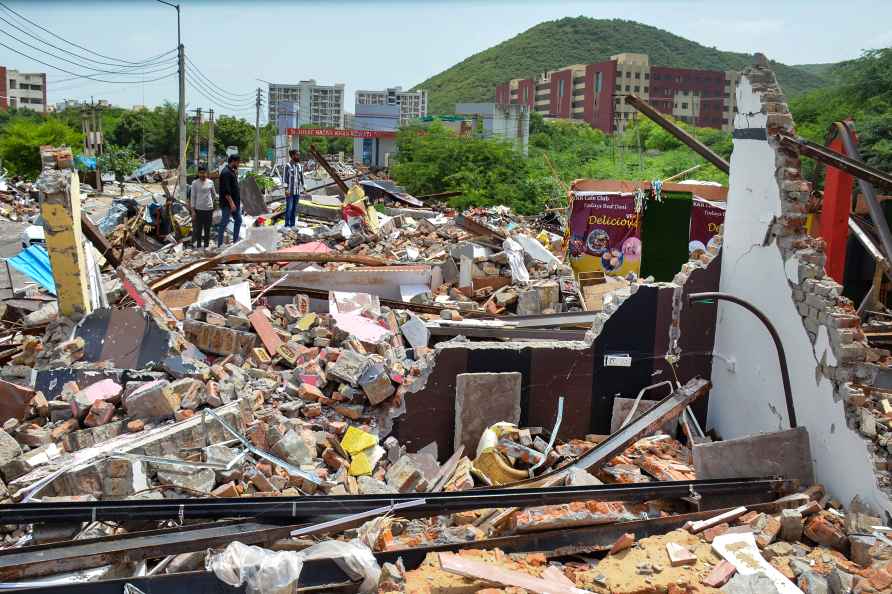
[[0, 60, 889, 593]]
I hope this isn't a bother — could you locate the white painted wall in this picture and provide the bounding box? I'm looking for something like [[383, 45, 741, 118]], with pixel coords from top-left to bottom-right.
[[707, 76, 891, 515]]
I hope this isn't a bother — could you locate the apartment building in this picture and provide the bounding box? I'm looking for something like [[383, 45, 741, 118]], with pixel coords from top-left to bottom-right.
[[495, 53, 738, 134], [268, 80, 345, 129], [355, 86, 428, 125], [0, 67, 47, 113]]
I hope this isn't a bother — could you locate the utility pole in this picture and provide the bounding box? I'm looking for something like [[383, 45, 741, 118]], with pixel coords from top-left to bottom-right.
[[208, 109, 215, 171], [158, 1, 186, 199], [254, 88, 261, 172], [193, 107, 202, 166]]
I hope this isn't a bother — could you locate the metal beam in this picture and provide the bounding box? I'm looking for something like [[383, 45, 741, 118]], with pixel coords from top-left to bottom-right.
[[0, 477, 792, 525], [517, 377, 711, 486], [7, 498, 806, 594], [149, 252, 391, 292], [308, 144, 349, 195], [777, 130, 892, 191], [428, 326, 587, 341], [0, 521, 296, 580], [624, 95, 730, 173]]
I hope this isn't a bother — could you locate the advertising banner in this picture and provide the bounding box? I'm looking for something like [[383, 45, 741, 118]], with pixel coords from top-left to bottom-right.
[[568, 192, 642, 277], [286, 128, 397, 139], [689, 197, 726, 256]]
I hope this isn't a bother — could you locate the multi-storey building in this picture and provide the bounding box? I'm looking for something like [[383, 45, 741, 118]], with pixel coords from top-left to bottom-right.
[[355, 86, 428, 125], [0, 67, 47, 113], [496, 53, 738, 134], [267, 80, 344, 129]]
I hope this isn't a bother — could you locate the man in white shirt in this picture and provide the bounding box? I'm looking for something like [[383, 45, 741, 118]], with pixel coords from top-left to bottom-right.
[[190, 165, 217, 249], [282, 149, 304, 227]]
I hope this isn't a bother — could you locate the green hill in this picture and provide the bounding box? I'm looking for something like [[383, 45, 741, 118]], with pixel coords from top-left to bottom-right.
[[414, 17, 832, 114]]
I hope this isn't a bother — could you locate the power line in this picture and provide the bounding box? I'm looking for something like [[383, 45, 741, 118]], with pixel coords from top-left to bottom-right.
[[185, 74, 258, 112], [185, 71, 257, 108], [0, 27, 176, 77], [0, 0, 168, 66], [0, 12, 174, 69], [0, 39, 178, 85], [185, 57, 256, 99]]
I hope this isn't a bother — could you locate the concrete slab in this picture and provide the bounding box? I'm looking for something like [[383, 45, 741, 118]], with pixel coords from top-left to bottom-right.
[[454, 372, 521, 456], [693, 427, 814, 485]]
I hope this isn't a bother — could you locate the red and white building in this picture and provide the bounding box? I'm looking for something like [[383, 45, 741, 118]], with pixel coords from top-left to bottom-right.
[[496, 53, 738, 134], [0, 67, 47, 113]]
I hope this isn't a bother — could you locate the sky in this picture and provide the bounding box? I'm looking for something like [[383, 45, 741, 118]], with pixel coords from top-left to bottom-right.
[[1, 0, 890, 122]]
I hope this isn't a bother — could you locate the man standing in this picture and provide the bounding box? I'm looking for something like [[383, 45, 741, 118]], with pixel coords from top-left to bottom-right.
[[282, 149, 304, 228], [217, 154, 242, 246], [190, 165, 216, 249]]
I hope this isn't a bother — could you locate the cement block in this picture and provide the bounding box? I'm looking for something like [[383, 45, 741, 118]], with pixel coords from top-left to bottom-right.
[[693, 427, 814, 486], [454, 372, 521, 455]]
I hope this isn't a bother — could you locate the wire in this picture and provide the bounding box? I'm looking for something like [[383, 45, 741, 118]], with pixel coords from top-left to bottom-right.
[[185, 57, 256, 99], [0, 11, 175, 69], [0, 40, 178, 85], [186, 73, 257, 111], [0, 27, 177, 77], [0, 0, 170, 66]]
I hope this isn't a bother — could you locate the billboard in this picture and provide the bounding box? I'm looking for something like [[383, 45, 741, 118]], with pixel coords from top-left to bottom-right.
[[689, 197, 725, 256], [286, 128, 396, 139], [568, 192, 642, 277]]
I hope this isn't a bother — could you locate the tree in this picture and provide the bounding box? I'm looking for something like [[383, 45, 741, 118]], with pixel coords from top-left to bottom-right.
[[0, 118, 82, 178], [97, 144, 139, 193], [213, 115, 254, 157]]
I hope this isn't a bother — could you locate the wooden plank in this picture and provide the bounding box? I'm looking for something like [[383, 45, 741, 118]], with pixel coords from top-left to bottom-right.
[[80, 212, 121, 268]]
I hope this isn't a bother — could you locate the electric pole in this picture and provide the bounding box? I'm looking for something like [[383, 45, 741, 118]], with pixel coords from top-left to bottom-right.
[[208, 109, 215, 171], [158, 1, 186, 199], [254, 88, 261, 172], [193, 107, 202, 166]]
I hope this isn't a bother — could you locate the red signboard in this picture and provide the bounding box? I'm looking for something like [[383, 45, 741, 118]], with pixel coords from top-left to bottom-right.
[[286, 128, 396, 139]]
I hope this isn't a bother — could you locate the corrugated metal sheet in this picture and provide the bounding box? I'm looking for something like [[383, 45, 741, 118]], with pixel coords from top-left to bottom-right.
[[7, 245, 56, 294]]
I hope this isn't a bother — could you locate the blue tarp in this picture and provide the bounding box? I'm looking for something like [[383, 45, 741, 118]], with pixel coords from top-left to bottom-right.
[[7, 245, 55, 294], [75, 155, 96, 170]]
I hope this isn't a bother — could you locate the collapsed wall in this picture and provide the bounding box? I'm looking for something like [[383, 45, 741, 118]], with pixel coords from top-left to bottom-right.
[[706, 59, 892, 516], [397, 249, 722, 456]]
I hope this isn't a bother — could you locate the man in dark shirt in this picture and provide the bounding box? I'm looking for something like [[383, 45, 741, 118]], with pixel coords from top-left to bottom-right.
[[217, 154, 242, 246]]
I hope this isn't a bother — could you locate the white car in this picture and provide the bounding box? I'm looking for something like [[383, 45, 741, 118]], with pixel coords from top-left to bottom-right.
[[21, 214, 45, 248]]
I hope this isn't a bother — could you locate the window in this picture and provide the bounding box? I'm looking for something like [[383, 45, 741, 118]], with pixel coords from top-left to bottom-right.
[[626, 72, 631, 79], [558, 79, 565, 98], [616, 71, 623, 78], [8, 80, 15, 89], [645, 73, 650, 80], [634, 72, 640, 79], [644, 86, 649, 93], [682, 102, 688, 109], [683, 90, 689, 96], [615, 84, 621, 91], [625, 85, 630, 92], [595, 72, 603, 93], [523, 88, 529, 103], [634, 86, 640, 93]]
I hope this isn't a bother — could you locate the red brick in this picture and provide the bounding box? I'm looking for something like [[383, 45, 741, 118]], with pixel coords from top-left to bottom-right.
[[609, 532, 635, 555], [702, 561, 736, 588]]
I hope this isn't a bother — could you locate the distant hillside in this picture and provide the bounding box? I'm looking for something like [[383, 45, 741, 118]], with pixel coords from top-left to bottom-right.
[[415, 17, 831, 114], [794, 63, 840, 78]]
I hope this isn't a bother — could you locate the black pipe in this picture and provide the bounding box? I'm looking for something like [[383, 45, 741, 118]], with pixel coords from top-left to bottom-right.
[[688, 292, 797, 428]]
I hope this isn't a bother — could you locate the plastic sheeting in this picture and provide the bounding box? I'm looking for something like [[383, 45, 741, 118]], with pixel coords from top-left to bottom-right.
[[208, 540, 379, 594], [7, 244, 55, 294]]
